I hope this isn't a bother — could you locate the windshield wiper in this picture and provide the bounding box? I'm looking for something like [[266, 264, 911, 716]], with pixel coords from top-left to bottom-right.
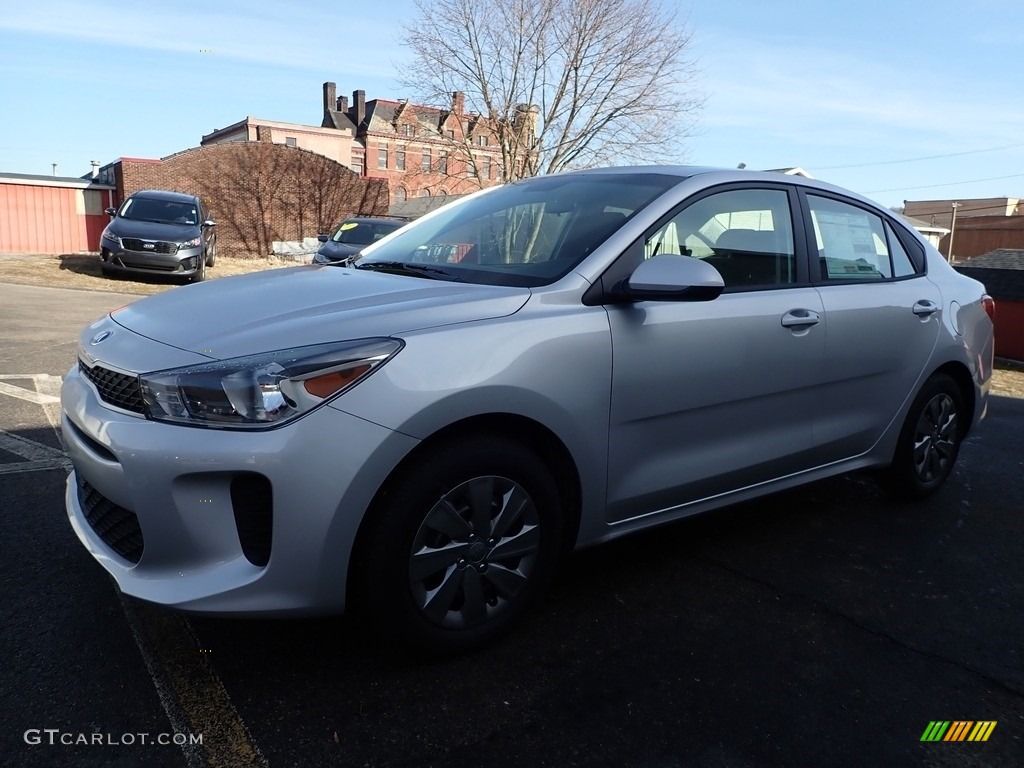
[[353, 261, 461, 281]]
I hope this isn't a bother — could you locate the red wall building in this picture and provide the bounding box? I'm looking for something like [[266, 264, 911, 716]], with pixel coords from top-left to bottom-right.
[[0, 173, 115, 254]]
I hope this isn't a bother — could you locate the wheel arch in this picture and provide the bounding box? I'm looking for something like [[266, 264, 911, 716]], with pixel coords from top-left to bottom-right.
[[929, 360, 976, 439], [346, 412, 583, 607]]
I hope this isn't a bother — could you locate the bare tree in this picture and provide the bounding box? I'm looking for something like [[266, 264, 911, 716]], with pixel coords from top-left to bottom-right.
[[401, 0, 703, 181]]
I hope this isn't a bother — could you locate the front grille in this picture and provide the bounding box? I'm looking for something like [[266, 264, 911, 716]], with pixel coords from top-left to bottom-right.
[[121, 238, 178, 255], [79, 360, 146, 414], [78, 478, 144, 564], [230, 474, 273, 567]]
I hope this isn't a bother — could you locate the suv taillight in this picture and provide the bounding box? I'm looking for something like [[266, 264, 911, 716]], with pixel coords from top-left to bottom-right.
[[982, 295, 995, 322]]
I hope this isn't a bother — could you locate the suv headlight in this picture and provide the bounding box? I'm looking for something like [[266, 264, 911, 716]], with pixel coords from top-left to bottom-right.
[[139, 338, 401, 429], [179, 236, 202, 249], [102, 230, 121, 247]]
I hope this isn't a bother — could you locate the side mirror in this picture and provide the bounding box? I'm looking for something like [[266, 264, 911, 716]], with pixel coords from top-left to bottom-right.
[[317, 234, 329, 243], [203, 219, 216, 227], [104, 207, 116, 216], [616, 255, 724, 302]]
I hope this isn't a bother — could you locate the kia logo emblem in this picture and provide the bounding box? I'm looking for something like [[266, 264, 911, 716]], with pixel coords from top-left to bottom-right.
[[90, 330, 112, 345]]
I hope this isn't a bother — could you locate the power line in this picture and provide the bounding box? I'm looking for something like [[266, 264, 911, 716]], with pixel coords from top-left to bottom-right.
[[817, 142, 1024, 170], [867, 172, 1024, 194]]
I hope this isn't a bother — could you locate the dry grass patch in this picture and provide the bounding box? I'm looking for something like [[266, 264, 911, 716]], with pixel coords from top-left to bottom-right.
[[0, 252, 308, 296]]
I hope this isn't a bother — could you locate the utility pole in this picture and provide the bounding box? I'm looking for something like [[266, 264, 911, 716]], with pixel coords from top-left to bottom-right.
[[946, 202, 959, 263]]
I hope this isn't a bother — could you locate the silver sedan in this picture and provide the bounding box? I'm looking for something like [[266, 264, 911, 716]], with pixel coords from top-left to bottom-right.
[[62, 167, 995, 654]]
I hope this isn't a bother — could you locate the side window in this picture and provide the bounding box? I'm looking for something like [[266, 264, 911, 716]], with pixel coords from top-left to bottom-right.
[[885, 221, 917, 277], [809, 195, 912, 281], [643, 188, 796, 288]]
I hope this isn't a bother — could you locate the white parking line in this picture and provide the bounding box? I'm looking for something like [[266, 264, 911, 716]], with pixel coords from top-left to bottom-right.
[[1, 372, 266, 765]]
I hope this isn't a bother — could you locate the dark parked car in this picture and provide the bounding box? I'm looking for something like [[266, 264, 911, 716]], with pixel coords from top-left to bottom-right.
[[313, 216, 406, 264], [99, 189, 216, 282]]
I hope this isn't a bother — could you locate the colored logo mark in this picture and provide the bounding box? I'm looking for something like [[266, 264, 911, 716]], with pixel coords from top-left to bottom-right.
[[920, 721, 996, 742]]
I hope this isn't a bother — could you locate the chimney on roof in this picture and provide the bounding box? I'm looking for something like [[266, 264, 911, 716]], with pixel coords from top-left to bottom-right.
[[90, 160, 99, 179], [337, 95, 348, 113], [323, 82, 336, 115], [452, 91, 465, 115], [354, 90, 366, 128]]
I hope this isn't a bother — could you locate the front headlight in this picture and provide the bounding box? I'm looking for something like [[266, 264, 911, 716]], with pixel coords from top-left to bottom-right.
[[139, 338, 402, 429], [179, 236, 202, 249], [102, 230, 121, 247]]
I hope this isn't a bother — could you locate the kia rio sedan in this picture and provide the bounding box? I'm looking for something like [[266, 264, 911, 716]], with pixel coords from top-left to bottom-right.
[[62, 167, 994, 655]]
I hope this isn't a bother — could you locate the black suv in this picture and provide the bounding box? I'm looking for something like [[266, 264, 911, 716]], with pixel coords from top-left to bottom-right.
[[100, 190, 216, 281]]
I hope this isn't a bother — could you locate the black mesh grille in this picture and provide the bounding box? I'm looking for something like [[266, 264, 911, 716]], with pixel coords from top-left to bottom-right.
[[121, 238, 178, 255], [79, 360, 146, 414], [78, 478, 144, 564]]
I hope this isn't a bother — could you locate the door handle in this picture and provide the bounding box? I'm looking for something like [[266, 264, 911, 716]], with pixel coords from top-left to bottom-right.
[[912, 300, 939, 317], [781, 309, 821, 328]]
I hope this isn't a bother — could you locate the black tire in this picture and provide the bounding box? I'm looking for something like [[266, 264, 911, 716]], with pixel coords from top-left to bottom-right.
[[879, 373, 964, 500], [355, 436, 564, 656], [99, 263, 113, 277], [190, 254, 206, 283], [205, 241, 216, 268]]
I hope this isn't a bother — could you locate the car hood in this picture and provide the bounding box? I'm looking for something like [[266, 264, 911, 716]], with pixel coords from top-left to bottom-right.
[[107, 218, 200, 241], [316, 241, 361, 259], [110, 265, 530, 360]]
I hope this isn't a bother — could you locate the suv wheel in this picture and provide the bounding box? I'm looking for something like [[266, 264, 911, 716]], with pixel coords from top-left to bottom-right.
[[205, 242, 216, 268], [190, 254, 207, 283]]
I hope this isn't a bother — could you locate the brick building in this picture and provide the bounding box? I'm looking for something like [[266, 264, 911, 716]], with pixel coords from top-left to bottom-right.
[[321, 84, 505, 204], [98, 141, 388, 257]]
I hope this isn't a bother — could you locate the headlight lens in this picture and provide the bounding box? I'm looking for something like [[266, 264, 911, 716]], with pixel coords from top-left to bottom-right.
[[139, 338, 401, 429], [102, 230, 121, 247], [179, 236, 202, 249]]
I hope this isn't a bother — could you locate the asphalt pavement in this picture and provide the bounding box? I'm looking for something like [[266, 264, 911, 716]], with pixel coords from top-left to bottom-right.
[[1, 281, 1021, 768]]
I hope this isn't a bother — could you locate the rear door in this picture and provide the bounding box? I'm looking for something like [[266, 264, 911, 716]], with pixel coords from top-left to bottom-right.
[[800, 192, 941, 461]]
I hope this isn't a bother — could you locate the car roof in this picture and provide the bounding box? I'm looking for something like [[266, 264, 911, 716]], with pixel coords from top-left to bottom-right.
[[544, 166, 889, 211], [130, 189, 199, 204]]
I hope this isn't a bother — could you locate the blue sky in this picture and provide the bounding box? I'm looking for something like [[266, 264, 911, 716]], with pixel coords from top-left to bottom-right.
[[1, 0, 1022, 209]]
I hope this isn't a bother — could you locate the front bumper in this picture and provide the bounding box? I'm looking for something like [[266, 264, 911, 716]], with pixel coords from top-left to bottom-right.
[[62, 361, 418, 616], [100, 244, 204, 276]]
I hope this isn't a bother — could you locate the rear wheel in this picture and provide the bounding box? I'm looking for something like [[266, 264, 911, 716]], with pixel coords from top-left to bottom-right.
[[355, 436, 564, 656], [879, 373, 964, 499]]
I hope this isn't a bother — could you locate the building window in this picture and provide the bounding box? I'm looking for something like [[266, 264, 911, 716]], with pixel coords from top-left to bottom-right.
[[439, 150, 448, 174], [378, 144, 388, 169], [394, 187, 407, 203], [468, 156, 478, 178], [400, 124, 415, 137], [481, 156, 491, 180], [421, 150, 431, 172], [396, 148, 406, 171], [420, 189, 431, 197], [285, 136, 297, 148], [445, 129, 455, 140], [351, 152, 364, 175], [477, 135, 488, 146]]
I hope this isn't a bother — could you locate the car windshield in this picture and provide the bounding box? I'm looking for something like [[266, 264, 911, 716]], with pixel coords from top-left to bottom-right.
[[354, 173, 682, 287], [119, 197, 198, 226], [331, 220, 402, 245]]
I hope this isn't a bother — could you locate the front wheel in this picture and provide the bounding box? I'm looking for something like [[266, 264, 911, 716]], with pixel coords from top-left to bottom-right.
[[190, 254, 207, 283], [879, 373, 965, 499], [355, 436, 564, 656]]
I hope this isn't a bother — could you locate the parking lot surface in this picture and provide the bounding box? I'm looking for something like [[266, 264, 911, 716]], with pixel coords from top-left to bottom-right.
[[1, 281, 1021, 767]]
